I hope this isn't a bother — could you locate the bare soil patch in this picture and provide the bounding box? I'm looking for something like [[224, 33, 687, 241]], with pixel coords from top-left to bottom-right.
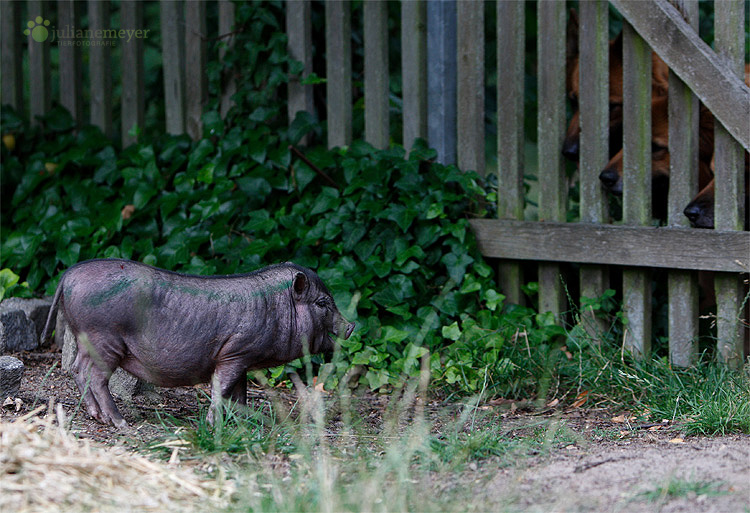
[[4, 349, 749, 512]]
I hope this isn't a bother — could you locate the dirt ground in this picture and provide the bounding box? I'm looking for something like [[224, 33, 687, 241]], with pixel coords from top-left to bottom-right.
[[3, 349, 750, 513]]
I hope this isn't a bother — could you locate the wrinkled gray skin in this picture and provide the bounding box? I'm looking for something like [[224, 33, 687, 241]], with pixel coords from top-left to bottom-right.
[[41, 259, 355, 428]]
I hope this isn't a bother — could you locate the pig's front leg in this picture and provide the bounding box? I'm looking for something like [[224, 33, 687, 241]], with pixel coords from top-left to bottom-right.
[[207, 363, 248, 425]]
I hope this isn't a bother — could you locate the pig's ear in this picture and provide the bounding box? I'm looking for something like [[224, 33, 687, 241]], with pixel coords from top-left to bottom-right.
[[293, 272, 308, 295]]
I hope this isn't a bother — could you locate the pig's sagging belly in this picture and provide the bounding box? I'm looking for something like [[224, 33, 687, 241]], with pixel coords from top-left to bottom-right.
[[117, 308, 233, 388]]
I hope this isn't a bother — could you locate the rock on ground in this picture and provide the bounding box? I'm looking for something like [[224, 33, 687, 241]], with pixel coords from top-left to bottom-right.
[[0, 356, 24, 399], [0, 297, 52, 341], [0, 311, 37, 353]]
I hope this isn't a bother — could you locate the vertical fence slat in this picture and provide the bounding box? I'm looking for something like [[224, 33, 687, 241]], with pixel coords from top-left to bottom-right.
[[537, 1, 567, 318], [496, 0, 525, 305], [401, 0, 427, 151], [121, 0, 144, 147], [364, 0, 389, 149], [325, 0, 352, 149], [457, 0, 484, 175], [58, 0, 83, 124], [219, 0, 237, 119], [713, 0, 746, 368], [286, 0, 313, 142], [161, 0, 186, 135], [426, 0, 457, 165], [667, 0, 700, 367], [1, 1, 24, 113], [621, 23, 652, 358], [185, 0, 207, 141], [27, 0, 51, 125], [89, 0, 112, 137], [578, 0, 610, 336]]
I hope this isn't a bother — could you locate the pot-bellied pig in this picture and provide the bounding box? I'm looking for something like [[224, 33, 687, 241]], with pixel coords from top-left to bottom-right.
[[41, 259, 355, 428]]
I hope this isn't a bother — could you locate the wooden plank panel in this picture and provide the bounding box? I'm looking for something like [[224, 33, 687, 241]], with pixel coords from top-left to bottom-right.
[[610, 0, 750, 151], [537, 1, 567, 318], [401, 0, 427, 152], [621, 23, 652, 358], [121, 1, 144, 147], [286, 0, 313, 143], [666, 0, 700, 368], [219, 0, 237, 119], [1, 1, 24, 113], [27, 0, 51, 125], [426, 0, 457, 165], [457, 0, 484, 175], [469, 219, 750, 273], [161, 0, 186, 135], [495, 0, 525, 305], [58, 0, 83, 124], [364, 0, 389, 149], [89, 0, 112, 138], [578, 0, 610, 339], [713, 0, 746, 368], [185, 0, 207, 141], [325, 1, 352, 149]]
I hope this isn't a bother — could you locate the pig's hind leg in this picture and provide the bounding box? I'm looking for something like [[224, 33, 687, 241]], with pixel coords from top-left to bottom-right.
[[71, 333, 128, 428], [207, 364, 248, 425]]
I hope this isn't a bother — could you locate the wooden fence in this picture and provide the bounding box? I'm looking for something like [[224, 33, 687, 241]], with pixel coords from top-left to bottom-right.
[[2, 0, 749, 367]]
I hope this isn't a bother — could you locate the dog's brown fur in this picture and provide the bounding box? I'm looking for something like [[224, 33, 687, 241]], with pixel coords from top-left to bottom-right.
[[563, 11, 669, 162]]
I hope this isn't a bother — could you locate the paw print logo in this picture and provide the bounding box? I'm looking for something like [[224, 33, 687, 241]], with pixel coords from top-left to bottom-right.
[[24, 16, 51, 43]]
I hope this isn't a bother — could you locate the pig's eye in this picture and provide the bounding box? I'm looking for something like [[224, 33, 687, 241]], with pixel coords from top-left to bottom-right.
[[315, 298, 329, 309]]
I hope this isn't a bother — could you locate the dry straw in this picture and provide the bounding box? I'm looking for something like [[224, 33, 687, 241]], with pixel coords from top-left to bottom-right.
[[0, 403, 235, 512]]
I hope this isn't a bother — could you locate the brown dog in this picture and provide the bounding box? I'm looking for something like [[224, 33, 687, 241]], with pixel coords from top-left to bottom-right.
[[563, 12, 669, 162], [597, 96, 714, 221]]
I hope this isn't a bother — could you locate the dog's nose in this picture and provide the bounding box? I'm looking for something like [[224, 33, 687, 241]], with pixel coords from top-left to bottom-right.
[[599, 168, 619, 189], [561, 138, 580, 162], [683, 204, 701, 225]]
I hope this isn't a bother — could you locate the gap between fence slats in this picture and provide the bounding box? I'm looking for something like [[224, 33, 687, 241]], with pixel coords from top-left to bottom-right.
[[121, 1, 144, 148]]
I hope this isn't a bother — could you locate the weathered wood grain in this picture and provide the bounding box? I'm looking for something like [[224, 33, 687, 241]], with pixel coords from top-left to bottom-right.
[[325, 1, 352, 149]]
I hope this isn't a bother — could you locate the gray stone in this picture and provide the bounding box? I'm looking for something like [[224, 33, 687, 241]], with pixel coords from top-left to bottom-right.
[[61, 320, 157, 402], [0, 297, 53, 342], [0, 311, 38, 353], [0, 356, 24, 399]]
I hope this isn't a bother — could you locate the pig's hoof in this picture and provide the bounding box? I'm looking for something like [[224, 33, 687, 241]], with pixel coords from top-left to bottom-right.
[[113, 418, 129, 430]]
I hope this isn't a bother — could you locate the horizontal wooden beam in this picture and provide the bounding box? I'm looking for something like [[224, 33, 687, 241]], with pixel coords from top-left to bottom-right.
[[469, 219, 750, 273], [609, 0, 750, 151]]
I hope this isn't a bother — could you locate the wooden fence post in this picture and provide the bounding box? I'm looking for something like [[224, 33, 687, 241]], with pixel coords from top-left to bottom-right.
[[286, 0, 313, 142], [1, 1, 24, 114], [89, 0, 113, 138], [364, 0, 389, 150], [457, 0, 484, 176], [496, 0, 525, 305], [537, 1, 567, 319], [401, 0, 427, 152], [578, 0, 610, 338], [325, 0, 352, 149], [621, 23, 652, 359], [161, 0, 186, 135], [58, 0, 83, 124], [426, 0, 457, 165], [713, 0, 746, 369], [667, 0, 700, 367], [185, 0, 207, 141], [121, 0, 144, 147], [27, 0, 51, 126], [219, 0, 237, 119]]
